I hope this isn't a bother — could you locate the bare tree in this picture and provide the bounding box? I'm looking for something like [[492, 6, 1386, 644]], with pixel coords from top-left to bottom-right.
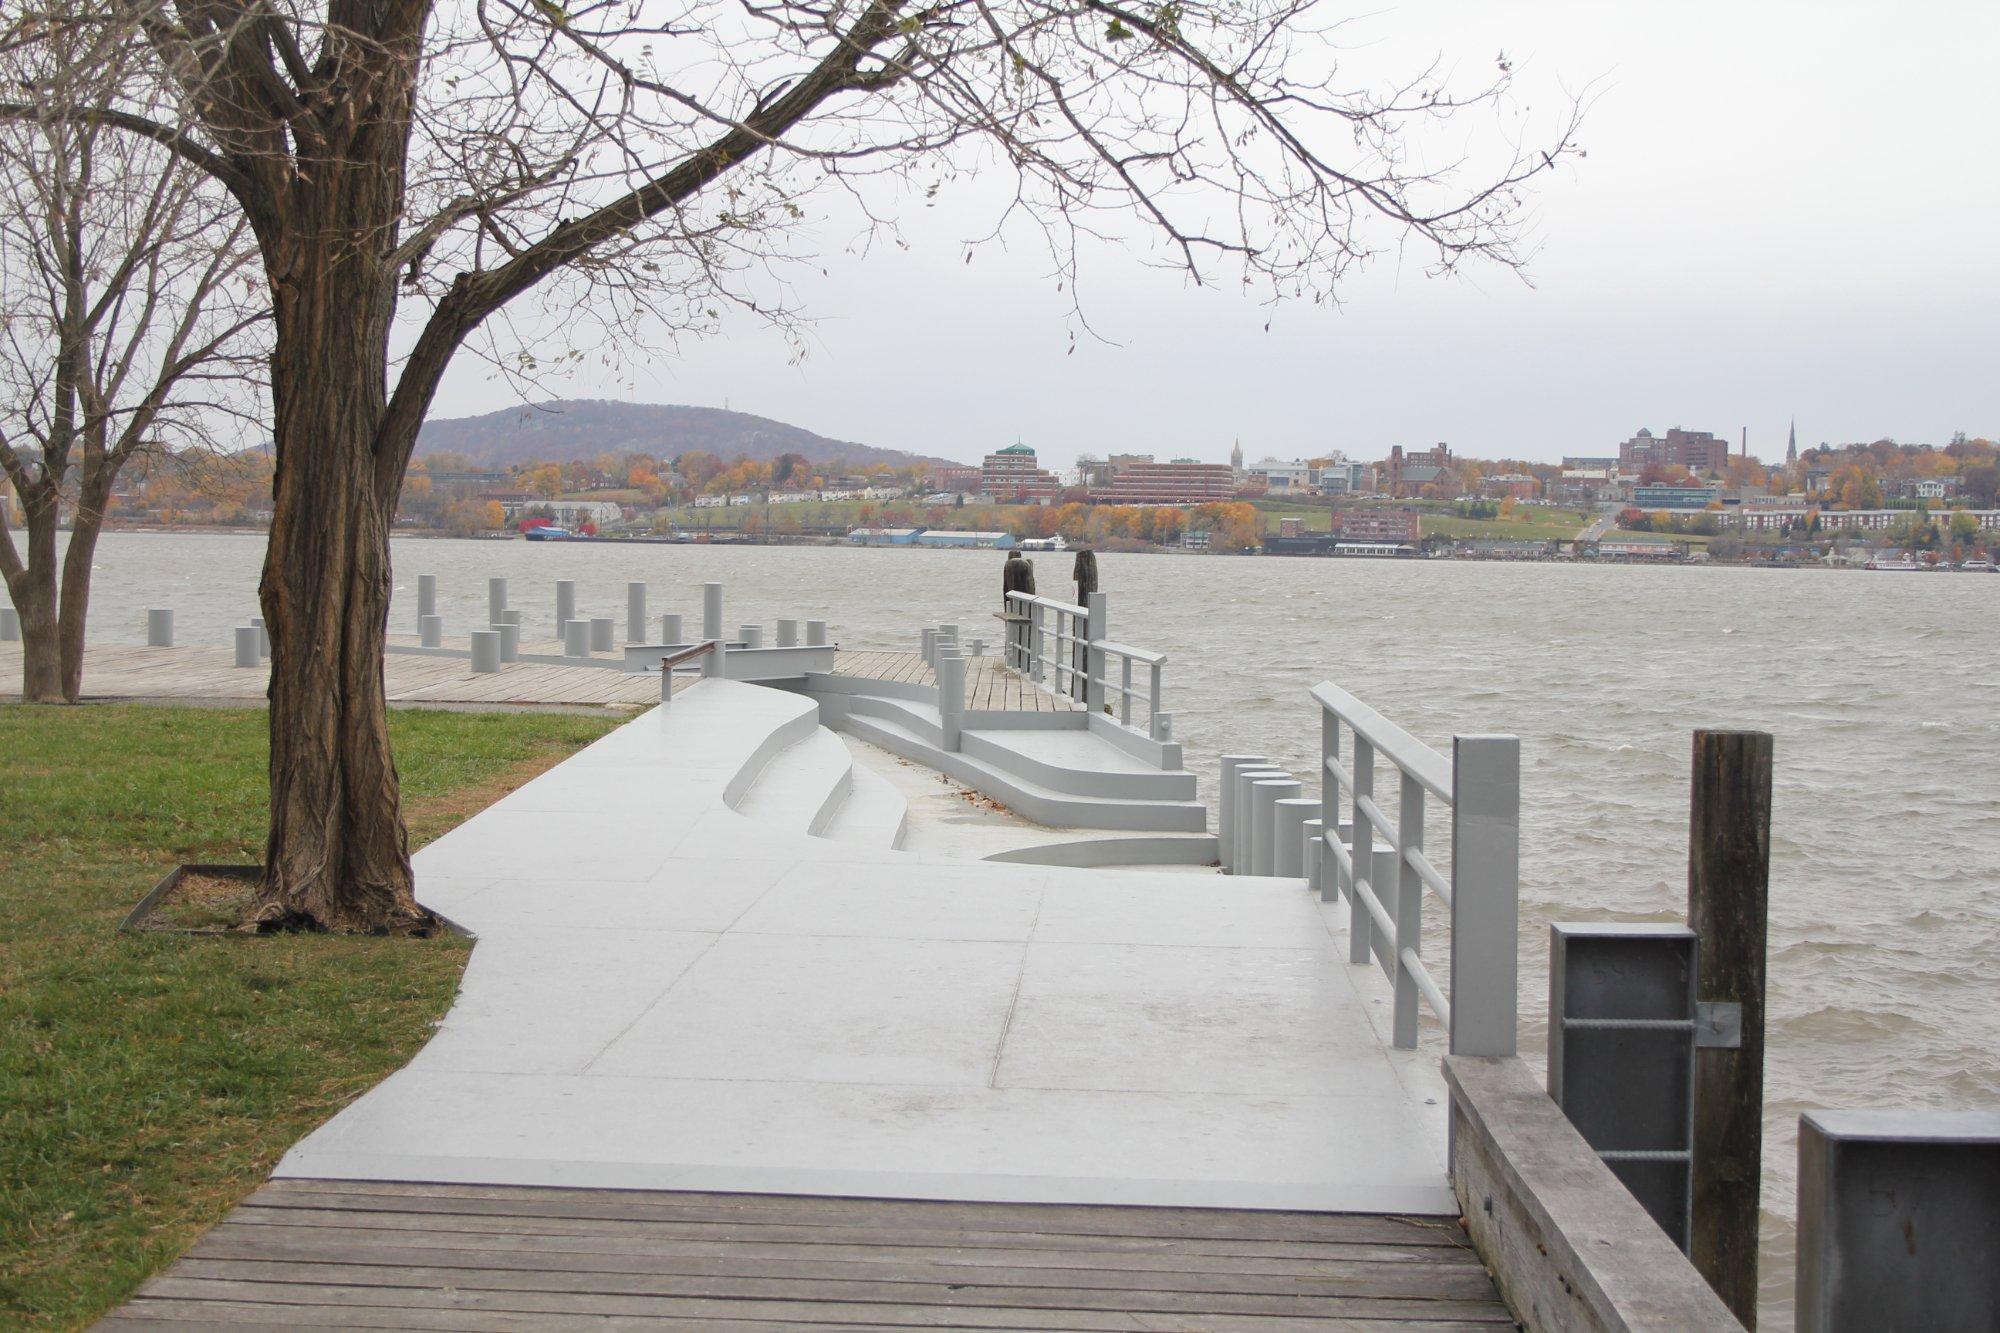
[[0, 28, 265, 703], [4, 0, 1578, 930]]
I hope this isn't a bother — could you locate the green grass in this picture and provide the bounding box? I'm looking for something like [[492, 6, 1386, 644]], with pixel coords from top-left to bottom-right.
[[0, 703, 621, 1329], [1420, 512, 1593, 542]]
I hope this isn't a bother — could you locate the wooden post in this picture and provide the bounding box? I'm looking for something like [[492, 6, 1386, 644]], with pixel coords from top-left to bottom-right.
[[1686, 729, 1773, 1327]]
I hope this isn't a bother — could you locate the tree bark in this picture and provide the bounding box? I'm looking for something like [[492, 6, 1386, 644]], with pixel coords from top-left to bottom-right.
[[56, 473, 110, 703], [7, 488, 64, 703]]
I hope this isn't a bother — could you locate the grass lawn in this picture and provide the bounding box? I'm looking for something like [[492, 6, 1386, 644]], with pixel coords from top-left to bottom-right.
[[0, 703, 621, 1329]]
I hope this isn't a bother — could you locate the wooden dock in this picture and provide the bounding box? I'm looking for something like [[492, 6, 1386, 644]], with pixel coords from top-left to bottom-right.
[[99, 1180, 1509, 1330], [832, 649, 1083, 714]]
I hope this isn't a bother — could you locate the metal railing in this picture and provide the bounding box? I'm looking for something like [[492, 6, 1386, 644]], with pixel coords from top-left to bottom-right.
[[1004, 590, 1170, 741], [1314, 682, 1519, 1055]]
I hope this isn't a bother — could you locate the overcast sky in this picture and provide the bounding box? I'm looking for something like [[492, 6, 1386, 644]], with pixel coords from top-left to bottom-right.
[[427, 1, 2000, 470]]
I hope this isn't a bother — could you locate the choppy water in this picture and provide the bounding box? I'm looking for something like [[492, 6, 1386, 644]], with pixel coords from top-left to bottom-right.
[[65, 532, 2000, 1327]]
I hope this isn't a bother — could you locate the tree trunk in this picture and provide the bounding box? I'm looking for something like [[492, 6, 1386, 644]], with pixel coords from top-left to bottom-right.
[[9, 492, 64, 703], [57, 481, 107, 703], [254, 195, 433, 935]]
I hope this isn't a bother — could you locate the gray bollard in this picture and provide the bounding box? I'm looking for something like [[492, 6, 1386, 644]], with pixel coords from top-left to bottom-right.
[[970, 637, 986, 658], [250, 615, 270, 657], [920, 627, 937, 665], [555, 579, 576, 637], [740, 624, 763, 649], [660, 613, 683, 645], [564, 619, 590, 658], [1302, 818, 1324, 892], [469, 629, 501, 673], [701, 638, 725, 678], [0, 606, 18, 641], [1217, 755, 1269, 873], [776, 618, 799, 647], [589, 616, 615, 652], [147, 608, 174, 647], [488, 577, 508, 627], [806, 620, 828, 647], [501, 608, 521, 630], [702, 582, 723, 641], [1250, 778, 1302, 877], [234, 625, 260, 667], [626, 582, 647, 644], [495, 622, 520, 662], [1273, 798, 1318, 878], [660, 660, 676, 703], [937, 650, 966, 751], [419, 613, 443, 648], [1233, 765, 1287, 876], [417, 574, 437, 632]]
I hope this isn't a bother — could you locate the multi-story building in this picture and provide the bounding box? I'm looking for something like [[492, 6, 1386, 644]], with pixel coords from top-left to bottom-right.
[[1333, 508, 1421, 543], [1618, 427, 1730, 475], [930, 464, 981, 494], [1088, 459, 1237, 506], [1246, 457, 1313, 494], [1732, 507, 2000, 533], [1480, 473, 1540, 501], [1380, 443, 1453, 497], [1553, 468, 1618, 504], [980, 444, 1062, 504], [1317, 459, 1365, 494], [1632, 484, 1724, 510]]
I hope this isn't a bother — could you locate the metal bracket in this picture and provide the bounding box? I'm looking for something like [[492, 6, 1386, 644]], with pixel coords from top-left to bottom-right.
[[1695, 1001, 1742, 1049]]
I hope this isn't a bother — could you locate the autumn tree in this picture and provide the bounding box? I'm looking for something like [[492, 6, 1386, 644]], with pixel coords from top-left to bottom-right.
[[0, 26, 264, 702], [9, 0, 1577, 929]]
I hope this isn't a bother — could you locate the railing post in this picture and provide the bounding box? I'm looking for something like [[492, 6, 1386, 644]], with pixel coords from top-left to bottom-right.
[[1084, 591, 1107, 711], [1320, 710, 1341, 904], [1119, 657, 1133, 725], [1028, 602, 1046, 685], [1450, 734, 1520, 1057], [1392, 772, 1426, 1049], [1347, 735, 1375, 966], [1148, 659, 1163, 730], [626, 582, 647, 643], [702, 581, 723, 641]]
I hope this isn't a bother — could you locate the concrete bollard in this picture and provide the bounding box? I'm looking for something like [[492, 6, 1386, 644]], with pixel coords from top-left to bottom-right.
[[469, 629, 501, 673], [501, 608, 521, 628], [806, 620, 828, 647], [702, 582, 723, 641], [740, 625, 763, 649], [564, 619, 590, 658], [1302, 818, 1324, 893], [250, 615, 270, 657], [417, 574, 437, 633], [701, 638, 725, 678], [937, 650, 966, 751], [495, 622, 520, 662], [1250, 778, 1302, 877], [589, 616, 615, 653], [1272, 798, 1318, 878], [419, 613, 442, 648], [970, 638, 986, 658], [0, 606, 18, 641], [921, 628, 937, 665], [776, 618, 799, 648], [488, 577, 508, 627], [1217, 755, 1269, 873], [147, 608, 174, 647], [555, 579, 576, 637], [234, 625, 260, 667], [1233, 765, 1287, 876], [660, 613, 683, 645], [626, 582, 647, 643]]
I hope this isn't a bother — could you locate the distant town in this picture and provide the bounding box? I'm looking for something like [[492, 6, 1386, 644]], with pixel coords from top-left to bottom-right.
[[18, 419, 1999, 570]]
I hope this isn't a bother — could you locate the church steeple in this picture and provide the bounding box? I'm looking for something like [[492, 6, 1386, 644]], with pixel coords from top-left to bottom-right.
[[1229, 438, 1244, 473], [1786, 419, 1798, 465]]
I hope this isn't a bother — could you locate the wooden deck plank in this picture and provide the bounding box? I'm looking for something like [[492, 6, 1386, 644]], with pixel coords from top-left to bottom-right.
[[109, 1183, 1507, 1329], [829, 649, 1082, 714]]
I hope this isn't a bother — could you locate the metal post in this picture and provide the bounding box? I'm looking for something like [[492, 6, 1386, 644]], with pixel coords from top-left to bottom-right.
[[1149, 660, 1164, 728], [701, 638, 725, 677], [740, 625, 763, 649], [496, 622, 520, 662], [921, 627, 937, 665], [806, 619, 828, 647], [1251, 777, 1301, 877], [589, 617, 615, 652], [660, 661, 676, 703], [488, 577, 508, 627], [1028, 602, 1045, 684], [418, 614, 441, 649], [626, 582, 647, 643], [1300, 816, 1323, 887], [970, 638, 985, 658], [147, 608, 174, 647], [251, 616, 269, 658], [417, 573, 436, 632], [1218, 755, 1266, 874], [702, 581, 723, 641], [1151, 711, 1173, 742], [660, 613, 683, 645], [1273, 799, 1316, 878], [564, 619, 590, 657], [1233, 765, 1286, 877], [1320, 709, 1341, 904], [937, 649, 965, 751], [1688, 729, 1773, 1325], [233, 625, 259, 667], [1391, 771, 1426, 1049], [555, 579, 576, 637], [776, 618, 799, 647], [1347, 734, 1375, 966], [1119, 656, 1134, 726], [1084, 591, 1107, 713], [1450, 734, 1520, 1058], [469, 629, 501, 673], [0, 606, 17, 640]]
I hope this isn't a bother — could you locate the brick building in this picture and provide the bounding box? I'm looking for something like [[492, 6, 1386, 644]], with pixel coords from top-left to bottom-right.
[[1333, 508, 1421, 543], [1088, 460, 1237, 505], [1618, 427, 1730, 475], [980, 445, 1061, 503], [1381, 443, 1453, 497]]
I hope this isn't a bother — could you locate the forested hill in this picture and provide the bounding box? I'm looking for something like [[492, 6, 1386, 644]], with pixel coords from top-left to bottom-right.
[[415, 400, 955, 469]]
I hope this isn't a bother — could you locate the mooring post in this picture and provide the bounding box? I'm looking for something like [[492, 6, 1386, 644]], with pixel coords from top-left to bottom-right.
[[555, 579, 576, 638], [776, 618, 799, 648], [626, 582, 647, 643], [563, 619, 590, 658], [806, 619, 828, 647], [1234, 765, 1287, 878], [147, 608, 174, 647], [469, 629, 501, 674], [0, 606, 17, 640], [488, 577, 508, 627], [1687, 728, 1773, 1326], [496, 622, 520, 663], [233, 625, 259, 667], [660, 613, 683, 645], [702, 582, 723, 641], [740, 624, 763, 649], [419, 613, 442, 649], [417, 573, 437, 632], [937, 649, 966, 751], [1217, 755, 1266, 874], [589, 616, 615, 653], [251, 615, 270, 657], [1250, 777, 1302, 877]]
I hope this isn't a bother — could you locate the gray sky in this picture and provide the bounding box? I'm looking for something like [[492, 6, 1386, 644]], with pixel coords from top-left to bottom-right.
[[428, 1, 2000, 470]]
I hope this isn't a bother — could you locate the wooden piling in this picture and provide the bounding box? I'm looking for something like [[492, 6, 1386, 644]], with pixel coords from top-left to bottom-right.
[[1686, 728, 1772, 1327]]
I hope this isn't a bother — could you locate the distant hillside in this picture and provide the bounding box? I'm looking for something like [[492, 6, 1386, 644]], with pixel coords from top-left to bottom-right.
[[416, 400, 954, 470]]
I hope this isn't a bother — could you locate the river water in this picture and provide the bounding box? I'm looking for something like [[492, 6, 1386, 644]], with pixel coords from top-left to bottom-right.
[[62, 532, 2000, 1326]]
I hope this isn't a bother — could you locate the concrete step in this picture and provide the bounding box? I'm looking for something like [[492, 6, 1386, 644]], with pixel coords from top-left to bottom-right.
[[960, 728, 1196, 800], [730, 726, 854, 836], [834, 706, 1207, 834], [816, 759, 909, 850]]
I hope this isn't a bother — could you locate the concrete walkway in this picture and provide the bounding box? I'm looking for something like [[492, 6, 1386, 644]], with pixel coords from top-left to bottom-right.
[[278, 679, 1454, 1216]]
